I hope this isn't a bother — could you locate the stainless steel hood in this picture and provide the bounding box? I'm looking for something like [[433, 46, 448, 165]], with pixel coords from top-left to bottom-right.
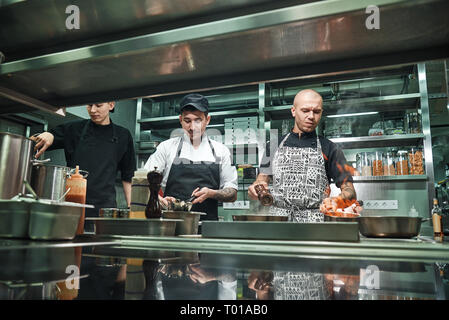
[[0, 0, 448, 114]]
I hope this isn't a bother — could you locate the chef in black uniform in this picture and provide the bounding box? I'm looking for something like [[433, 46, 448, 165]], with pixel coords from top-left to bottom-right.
[[144, 93, 238, 221], [31, 102, 136, 231]]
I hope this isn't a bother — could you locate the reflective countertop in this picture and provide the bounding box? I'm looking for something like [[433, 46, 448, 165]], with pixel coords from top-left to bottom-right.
[[0, 235, 448, 301]]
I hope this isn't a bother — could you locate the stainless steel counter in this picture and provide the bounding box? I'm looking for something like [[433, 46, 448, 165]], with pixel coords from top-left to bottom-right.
[[0, 235, 448, 301]]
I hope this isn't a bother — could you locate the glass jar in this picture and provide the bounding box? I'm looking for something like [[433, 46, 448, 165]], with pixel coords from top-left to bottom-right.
[[372, 151, 384, 176], [396, 150, 409, 175], [406, 112, 421, 134], [408, 147, 425, 175], [383, 150, 396, 176], [359, 152, 372, 176]]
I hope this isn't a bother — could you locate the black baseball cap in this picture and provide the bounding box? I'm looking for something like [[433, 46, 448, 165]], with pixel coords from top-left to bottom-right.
[[179, 93, 209, 113]]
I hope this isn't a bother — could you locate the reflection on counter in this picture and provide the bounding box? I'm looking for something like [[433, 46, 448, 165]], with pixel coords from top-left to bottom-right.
[[0, 240, 447, 301]]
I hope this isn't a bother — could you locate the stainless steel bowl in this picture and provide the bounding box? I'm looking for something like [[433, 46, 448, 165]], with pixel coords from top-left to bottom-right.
[[162, 210, 206, 235], [232, 214, 288, 222], [358, 216, 426, 238]]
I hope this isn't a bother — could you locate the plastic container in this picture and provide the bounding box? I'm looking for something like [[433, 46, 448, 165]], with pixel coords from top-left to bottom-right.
[[130, 168, 150, 219], [396, 150, 409, 175], [408, 147, 424, 175], [65, 165, 87, 235], [383, 150, 396, 176], [372, 151, 384, 176]]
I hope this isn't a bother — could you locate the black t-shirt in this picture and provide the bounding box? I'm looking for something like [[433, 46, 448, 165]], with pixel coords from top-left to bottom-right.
[[48, 120, 136, 207], [259, 130, 353, 188]]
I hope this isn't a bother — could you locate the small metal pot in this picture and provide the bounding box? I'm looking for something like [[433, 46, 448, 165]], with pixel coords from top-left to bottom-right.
[[30, 164, 71, 201], [162, 210, 206, 235], [359, 216, 429, 238]]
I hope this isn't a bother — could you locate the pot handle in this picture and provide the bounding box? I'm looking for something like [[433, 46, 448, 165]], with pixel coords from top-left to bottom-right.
[[421, 218, 431, 223], [31, 158, 51, 165]]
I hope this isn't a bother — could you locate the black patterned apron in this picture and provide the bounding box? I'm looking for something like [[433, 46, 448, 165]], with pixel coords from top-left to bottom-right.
[[269, 133, 329, 223]]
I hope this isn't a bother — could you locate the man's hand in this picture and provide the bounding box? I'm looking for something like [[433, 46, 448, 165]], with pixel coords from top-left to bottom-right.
[[188, 264, 216, 284], [191, 187, 237, 203], [30, 132, 54, 158], [159, 195, 176, 208], [248, 174, 270, 200]]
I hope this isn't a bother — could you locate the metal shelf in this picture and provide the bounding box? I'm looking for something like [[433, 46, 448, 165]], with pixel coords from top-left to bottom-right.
[[352, 175, 427, 182], [263, 93, 421, 120], [329, 133, 425, 149], [139, 108, 259, 127]]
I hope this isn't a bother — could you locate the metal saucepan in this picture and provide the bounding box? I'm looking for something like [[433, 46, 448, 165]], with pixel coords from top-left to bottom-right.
[[232, 214, 288, 222], [30, 164, 72, 201], [324, 214, 359, 223], [358, 216, 430, 238]]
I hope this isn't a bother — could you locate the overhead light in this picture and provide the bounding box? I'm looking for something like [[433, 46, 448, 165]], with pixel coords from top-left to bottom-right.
[[327, 112, 379, 118]]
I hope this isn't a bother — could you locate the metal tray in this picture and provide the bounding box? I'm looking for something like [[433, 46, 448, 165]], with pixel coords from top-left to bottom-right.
[[86, 217, 182, 236], [0, 199, 90, 240], [202, 221, 360, 242]]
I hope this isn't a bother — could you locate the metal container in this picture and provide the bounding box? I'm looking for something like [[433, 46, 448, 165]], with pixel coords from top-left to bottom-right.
[[162, 210, 206, 235], [87, 217, 182, 236], [30, 164, 71, 201], [99, 208, 130, 218], [0, 132, 35, 199], [359, 216, 427, 238], [232, 214, 288, 222], [0, 197, 89, 240]]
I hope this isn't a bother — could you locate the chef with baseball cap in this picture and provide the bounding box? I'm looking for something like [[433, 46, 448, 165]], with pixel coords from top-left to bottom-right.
[[144, 93, 238, 221]]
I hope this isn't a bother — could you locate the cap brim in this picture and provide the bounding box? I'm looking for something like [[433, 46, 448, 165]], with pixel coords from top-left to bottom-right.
[[180, 103, 207, 112]]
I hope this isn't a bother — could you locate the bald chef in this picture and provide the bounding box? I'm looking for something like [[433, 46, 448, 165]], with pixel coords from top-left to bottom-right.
[[248, 89, 356, 222], [144, 93, 238, 221]]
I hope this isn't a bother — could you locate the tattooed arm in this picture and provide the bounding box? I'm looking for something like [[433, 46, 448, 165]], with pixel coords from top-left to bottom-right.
[[191, 187, 237, 204], [339, 181, 357, 200]]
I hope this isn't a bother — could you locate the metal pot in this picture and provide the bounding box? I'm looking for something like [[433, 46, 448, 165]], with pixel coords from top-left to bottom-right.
[[358, 216, 429, 238], [0, 132, 35, 199], [162, 210, 206, 235], [30, 164, 71, 201]]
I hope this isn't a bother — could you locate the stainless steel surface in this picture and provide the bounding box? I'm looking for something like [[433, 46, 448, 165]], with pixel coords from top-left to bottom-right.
[[1, 0, 448, 109], [87, 218, 182, 237], [359, 216, 425, 238], [0, 132, 34, 200], [162, 210, 206, 235], [232, 214, 288, 222], [0, 198, 86, 240], [30, 164, 71, 201], [417, 63, 436, 216], [0, 86, 65, 116], [329, 133, 425, 149], [0, 200, 29, 238], [202, 221, 360, 241]]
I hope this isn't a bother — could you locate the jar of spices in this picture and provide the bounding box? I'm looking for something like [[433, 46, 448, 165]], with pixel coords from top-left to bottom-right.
[[383, 150, 396, 176], [372, 151, 384, 176], [408, 147, 425, 175], [396, 150, 409, 175], [360, 152, 372, 176]]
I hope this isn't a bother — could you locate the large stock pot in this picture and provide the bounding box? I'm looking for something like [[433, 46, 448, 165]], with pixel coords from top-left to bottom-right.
[[0, 132, 35, 199], [30, 164, 71, 201]]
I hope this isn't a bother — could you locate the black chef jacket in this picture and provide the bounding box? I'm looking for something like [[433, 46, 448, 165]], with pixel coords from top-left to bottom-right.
[[259, 130, 353, 188], [48, 120, 136, 209]]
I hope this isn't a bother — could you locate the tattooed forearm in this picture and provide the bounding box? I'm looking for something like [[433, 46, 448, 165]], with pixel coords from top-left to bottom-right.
[[340, 181, 356, 200], [213, 187, 238, 202]]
